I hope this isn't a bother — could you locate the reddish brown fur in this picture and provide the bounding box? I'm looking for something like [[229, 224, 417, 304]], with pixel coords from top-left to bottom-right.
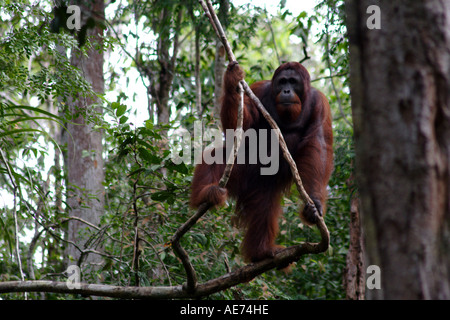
[[190, 62, 333, 262], [275, 100, 302, 124]]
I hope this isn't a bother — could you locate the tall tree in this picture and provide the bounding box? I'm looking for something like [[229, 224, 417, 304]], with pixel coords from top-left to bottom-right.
[[346, 0, 450, 299], [213, 0, 230, 121], [65, 0, 105, 275], [151, 5, 183, 124]]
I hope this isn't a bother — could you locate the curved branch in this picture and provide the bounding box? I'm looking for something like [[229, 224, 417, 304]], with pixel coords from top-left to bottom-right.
[[219, 84, 244, 186], [169, 202, 211, 292], [169, 0, 330, 292], [168, 81, 244, 291], [0, 236, 328, 299], [201, 0, 236, 62], [168, 3, 247, 289]]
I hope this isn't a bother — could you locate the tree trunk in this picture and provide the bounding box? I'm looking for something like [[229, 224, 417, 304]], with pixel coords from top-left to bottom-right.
[[213, 0, 230, 123], [346, 0, 450, 299], [152, 7, 183, 125], [195, 25, 202, 115], [213, 41, 226, 122], [65, 0, 105, 276], [343, 195, 365, 300]]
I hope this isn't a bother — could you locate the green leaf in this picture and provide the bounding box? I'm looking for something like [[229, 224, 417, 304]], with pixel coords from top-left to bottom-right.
[[191, 233, 207, 247], [138, 147, 162, 164], [0, 128, 45, 138], [3, 105, 64, 122], [116, 104, 127, 117], [166, 161, 189, 174], [119, 115, 128, 124], [150, 191, 171, 202], [173, 162, 189, 174], [128, 167, 145, 177]]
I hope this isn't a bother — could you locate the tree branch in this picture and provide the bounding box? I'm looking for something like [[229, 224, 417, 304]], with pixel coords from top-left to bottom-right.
[[165, 0, 329, 297], [168, 1, 245, 292], [199, 0, 322, 213], [168, 202, 211, 292], [0, 237, 327, 299], [0, 149, 26, 286]]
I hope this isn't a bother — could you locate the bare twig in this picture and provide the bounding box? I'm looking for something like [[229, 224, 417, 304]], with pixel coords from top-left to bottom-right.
[[27, 229, 44, 280], [265, 13, 281, 65], [198, 0, 221, 49], [219, 84, 244, 186], [203, 0, 236, 62], [0, 150, 25, 281], [169, 202, 211, 291], [299, 43, 310, 64], [311, 72, 348, 83], [0, 148, 27, 299], [142, 238, 173, 287], [131, 175, 141, 286]]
